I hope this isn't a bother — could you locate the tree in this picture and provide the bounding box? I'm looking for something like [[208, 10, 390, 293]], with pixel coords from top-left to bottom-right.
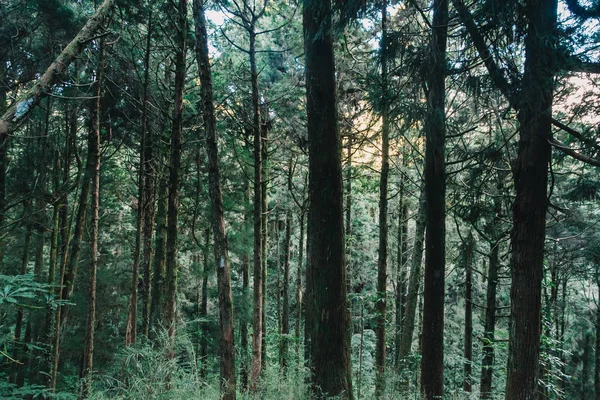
[[193, 0, 236, 397], [164, 0, 187, 346], [80, 36, 104, 399], [303, 1, 353, 398], [375, 1, 391, 396], [420, 0, 448, 398]]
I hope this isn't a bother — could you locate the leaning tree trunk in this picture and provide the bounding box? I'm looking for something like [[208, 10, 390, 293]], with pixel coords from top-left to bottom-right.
[[505, 1, 557, 399], [303, 1, 353, 398], [80, 37, 104, 398], [375, 2, 391, 396], [193, 1, 236, 397], [420, 0, 448, 397], [164, 0, 187, 347], [0, 0, 114, 138]]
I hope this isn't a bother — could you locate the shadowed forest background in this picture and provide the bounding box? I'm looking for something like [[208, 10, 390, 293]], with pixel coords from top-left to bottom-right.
[[2, 0, 600, 399]]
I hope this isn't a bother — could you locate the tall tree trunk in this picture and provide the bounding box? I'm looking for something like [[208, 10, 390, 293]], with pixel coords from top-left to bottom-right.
[[125, 120, 145, 346], [463, 233, 474, 393], [375, 2, 390, 396], [14, 216, 33, 343], [583, 333, 591, 400], [128, 11, 155, 344], [164, 0, 187, 347], [505, 2, 557, 399], [12, 215, 33, 384], [261, 115, 269, 370], [296, 209, 304, 363], [345, 135, 352, 293], [399, 188, 426, 361], [150, 170, 168, 328], [420, 0, 448, 397], [241, 183, 250, 390], [199, 229, 209, 378], [595, 297, 600, 400], [394, 171, 409, 368], [45, 149, 61, 340], [303, 1, 353, 398], [276, 208, 281, 342], [280, 211, 291, 371], [481, 241, 499, 399], [249, 18, 264, 390], [49, 106, 75, 390], [80, 37, 104, 398], [559, 277, 567, 398], [193, 1, 236, 397]]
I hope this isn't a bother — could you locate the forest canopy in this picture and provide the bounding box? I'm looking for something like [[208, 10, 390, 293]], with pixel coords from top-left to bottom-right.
[[1, 0, 600, 399]]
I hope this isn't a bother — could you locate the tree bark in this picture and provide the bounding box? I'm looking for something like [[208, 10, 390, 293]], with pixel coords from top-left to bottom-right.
[[249, 18, 264, 391], [595, 295, 600, 400], [261, 113, 269, 371], [583, 333, 591, 400], [199, 229, 209, 379], [375, 2, 390, 396], [303, 1, 353, 398], [394, 169, 409, 369], [420, 0, 448, 397], [150, 170, 167, 328], [193, 1, 236, 397], [139, 11, 156, 341], [296, 209, 305, 363], [505, 2, 557, 399], [241, 183, 250, 390], [481, 241, 499, 399], [280, 210, 291, 371], [49, 106, 75, 390], [463, 233, 474, 393]]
